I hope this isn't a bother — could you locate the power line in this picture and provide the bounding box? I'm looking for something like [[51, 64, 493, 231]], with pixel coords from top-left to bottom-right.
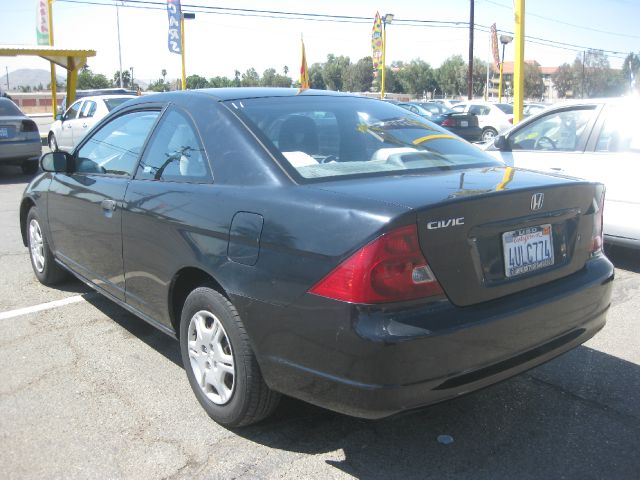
[[55, 0, 631, 60], [480, 0, 640, 40]]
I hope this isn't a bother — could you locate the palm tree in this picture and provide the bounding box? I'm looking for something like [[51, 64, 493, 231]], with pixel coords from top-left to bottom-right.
[[161, 69, 167, 83]]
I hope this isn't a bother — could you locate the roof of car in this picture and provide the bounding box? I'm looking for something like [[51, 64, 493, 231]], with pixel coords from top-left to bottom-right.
[[76, 95, 138, 102]]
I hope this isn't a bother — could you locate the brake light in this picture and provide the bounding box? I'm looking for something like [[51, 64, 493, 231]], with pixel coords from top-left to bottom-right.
[[20, 120, 38, 132], [309, 225, 444, 304], [441, 118, 456, 127], [508, 117, 514, 124], [590, 191, 605, 255]]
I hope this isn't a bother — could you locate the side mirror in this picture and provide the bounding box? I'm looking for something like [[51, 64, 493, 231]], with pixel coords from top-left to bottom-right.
[[40, 151, 72, 173], [493, 134, 509, 151], [55, 113, 63, 121]]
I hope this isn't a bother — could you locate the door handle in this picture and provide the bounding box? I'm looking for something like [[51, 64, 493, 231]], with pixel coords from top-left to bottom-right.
[[550, 167, 563, 171], [82, 123, 88, 128], [101, 199, 117, 212]]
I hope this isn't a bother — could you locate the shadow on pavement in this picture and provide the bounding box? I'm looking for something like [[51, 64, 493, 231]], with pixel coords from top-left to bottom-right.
[[231, 346, 640, 479], [0, 165, 38, 185], [606, 244, 639, 273]]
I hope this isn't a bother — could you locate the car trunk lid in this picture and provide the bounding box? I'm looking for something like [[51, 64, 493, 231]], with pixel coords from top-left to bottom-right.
[[315, 166, 603, 306]]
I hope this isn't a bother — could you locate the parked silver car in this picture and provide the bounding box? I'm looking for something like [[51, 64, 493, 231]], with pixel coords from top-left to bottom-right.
[[484, 97, 640, 250], [0, 98, 41, 174], [48, 95, 135, 152]]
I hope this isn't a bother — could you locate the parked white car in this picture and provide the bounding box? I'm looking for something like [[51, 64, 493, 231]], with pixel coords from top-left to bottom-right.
[[452, 101, 514, 142], [483, 97, 640, 250], [48, 95, 135, 152]]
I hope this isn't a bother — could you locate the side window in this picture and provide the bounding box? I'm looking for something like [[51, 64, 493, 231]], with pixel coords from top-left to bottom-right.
[[596, 107, 640, 153], [80, 100, 97, 118], [452, 104, 466, 113], [136, 109, 211, 182], [510, 107, 597, 152], [64, 101, 82, 120], [469, 105, 489, 116], [75, 111, 159, 176]]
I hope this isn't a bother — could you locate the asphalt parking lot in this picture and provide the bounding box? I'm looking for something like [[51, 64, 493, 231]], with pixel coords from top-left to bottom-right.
[[1, 165, 639, 479]]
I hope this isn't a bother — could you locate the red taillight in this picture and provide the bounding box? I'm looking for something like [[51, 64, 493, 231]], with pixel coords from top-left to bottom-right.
[[441, 118, 456, 127], [508, 117, 514, 124], [20, 120, 38, 132], [591, 192, 605, 254], [309, 225, 444, 304]]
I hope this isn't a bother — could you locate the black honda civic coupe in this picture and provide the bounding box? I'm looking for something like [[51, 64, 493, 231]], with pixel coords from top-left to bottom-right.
[[21, 89, 614, 427]]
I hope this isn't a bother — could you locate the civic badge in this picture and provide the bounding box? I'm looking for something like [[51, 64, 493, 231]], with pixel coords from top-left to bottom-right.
[[531, 193, 544, 211]]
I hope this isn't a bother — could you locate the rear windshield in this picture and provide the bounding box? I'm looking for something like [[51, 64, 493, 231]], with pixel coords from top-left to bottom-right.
[[225, 96, 499, 182], [104, 97, 132, 111], [496, 103, 513, 114], [0, 98, 23, 116]]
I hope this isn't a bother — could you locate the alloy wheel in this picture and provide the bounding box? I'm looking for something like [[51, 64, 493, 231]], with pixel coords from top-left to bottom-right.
[[29, 219, 45, 273]]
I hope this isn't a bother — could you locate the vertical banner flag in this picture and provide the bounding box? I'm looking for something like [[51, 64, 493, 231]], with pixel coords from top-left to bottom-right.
[[36, 0, 50, 45], [300, 38, 310, 89], [371, 12, 383, 75], [167, 0, 182, 54], [490, 23, 500, 68]]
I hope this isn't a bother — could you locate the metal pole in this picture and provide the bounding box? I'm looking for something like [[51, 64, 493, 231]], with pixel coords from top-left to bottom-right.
[[581, 50, 586, 99], [513, 0, 525, 124], [181, 14, 186, 90], [380, 20, 386, 99], [130, 66, 134, 90], [48, 0, 57, 118], [5, 66, 9, 90], [499, 43, 506, 103], [485, 33, 490, 100], [116, 4, 123, 88], [467, 0, 474, 100]]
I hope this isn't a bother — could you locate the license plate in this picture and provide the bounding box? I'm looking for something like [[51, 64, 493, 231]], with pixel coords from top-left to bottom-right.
[[460, 121, 468, 127], [503, 224, 554, 278], [0, 127, 10, 138]]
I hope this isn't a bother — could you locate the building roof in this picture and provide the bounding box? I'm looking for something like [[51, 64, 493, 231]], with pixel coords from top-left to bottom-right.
[[500, 61, 558, 75]]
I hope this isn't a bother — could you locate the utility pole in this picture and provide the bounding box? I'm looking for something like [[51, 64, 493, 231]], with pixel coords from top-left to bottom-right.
[[116, 3, 123, 88], [468, 0, 474, 99], [5, 66, 8, 90], [513, 0, 525, 124]]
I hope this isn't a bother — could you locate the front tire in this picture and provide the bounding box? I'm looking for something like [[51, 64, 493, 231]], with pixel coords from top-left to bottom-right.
[[179, 286, 280, 427], [48, 132, 58, 152], [26, 208, 68, 285], [482, 127, 498, 142]]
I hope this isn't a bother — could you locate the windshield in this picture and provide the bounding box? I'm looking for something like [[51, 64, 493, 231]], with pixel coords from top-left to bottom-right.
[[496, 103, 513, 114], [0, 98, 23, 116], [226, 96, 499, 182], [104, 97, 133, 111]]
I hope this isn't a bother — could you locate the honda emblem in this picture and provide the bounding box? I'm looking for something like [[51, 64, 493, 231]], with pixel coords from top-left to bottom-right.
[[531, 193, 544, 211]]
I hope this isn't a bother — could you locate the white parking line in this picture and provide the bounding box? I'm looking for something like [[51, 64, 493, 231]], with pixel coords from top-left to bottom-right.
[[0, 295, 86, 320]]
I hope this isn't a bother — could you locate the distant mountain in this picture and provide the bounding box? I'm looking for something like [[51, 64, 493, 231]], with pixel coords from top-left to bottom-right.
[[1, 68, 66, 91]]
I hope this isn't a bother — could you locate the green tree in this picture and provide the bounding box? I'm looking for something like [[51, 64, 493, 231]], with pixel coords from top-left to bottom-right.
[[261, 68, 292, 87], [78, 68, 111, 89], [209, 76, 234, 88], [322, 54, 350, 91], [622, 52, 640, 93], [575, 50, 624, 98], [113, 70, 131, 88], [185, 74, 210, 89], [344, 57, 374, 92], [395, 59, 435, 96], [161, 69, 167, 83], [524, 61, 545, 99], [552, 63, 575, 98], [148, 78, 169, 92], [309, 63, 325, 89], [241, 68, 260, 87], [436, 55, 467, 97], [471, 57, 489, 97], [233, 70, 241, 87]]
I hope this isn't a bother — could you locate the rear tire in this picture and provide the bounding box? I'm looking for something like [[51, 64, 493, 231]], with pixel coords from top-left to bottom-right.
[[179, 285, 280, 427], [48, 133, 58, 152], [26, 208, 68, 285], [21, 160, 39, 175], [482, 127, 498, 142]]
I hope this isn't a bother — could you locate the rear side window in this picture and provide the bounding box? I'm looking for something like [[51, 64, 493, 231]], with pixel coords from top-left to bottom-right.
[[75, 110, 159, 176], [136, 109, 211, 182], [65, 101, 82, 120], [79, 101, 96, 118], [495, 104, 513, 114], [469, 105, 490, 116], [0, 98, 22, 116], [104, 98, 132, 111], [596, 105, 640, 153], [226, 96, 499, 182]]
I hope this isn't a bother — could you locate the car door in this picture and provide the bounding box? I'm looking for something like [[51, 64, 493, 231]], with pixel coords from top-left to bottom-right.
[[47, 108, 160, 300], [491, 105, 601, 173], [57, 100, 83, 151], [72, 99, 98, 147]]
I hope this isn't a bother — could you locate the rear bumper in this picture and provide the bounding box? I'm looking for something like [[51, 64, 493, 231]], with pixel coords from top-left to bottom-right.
[[0, 138, 41, 164], [235, 255, 614, 419], [447, 126, 482, 142]]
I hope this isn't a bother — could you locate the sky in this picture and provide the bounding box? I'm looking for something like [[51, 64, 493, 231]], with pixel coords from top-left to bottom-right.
[[1, 0, 639, 85]]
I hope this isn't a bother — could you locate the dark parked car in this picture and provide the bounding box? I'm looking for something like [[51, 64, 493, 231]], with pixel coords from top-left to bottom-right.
[[0, 97, 41, 174], [398, 102, 482, 142], [21, 89, 613, 427]]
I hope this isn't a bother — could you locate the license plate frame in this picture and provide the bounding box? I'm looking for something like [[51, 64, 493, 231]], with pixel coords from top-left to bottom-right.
[[460, 120, 469, 127], [502, 224, 554, 278], [0, 127, 10, 138]]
